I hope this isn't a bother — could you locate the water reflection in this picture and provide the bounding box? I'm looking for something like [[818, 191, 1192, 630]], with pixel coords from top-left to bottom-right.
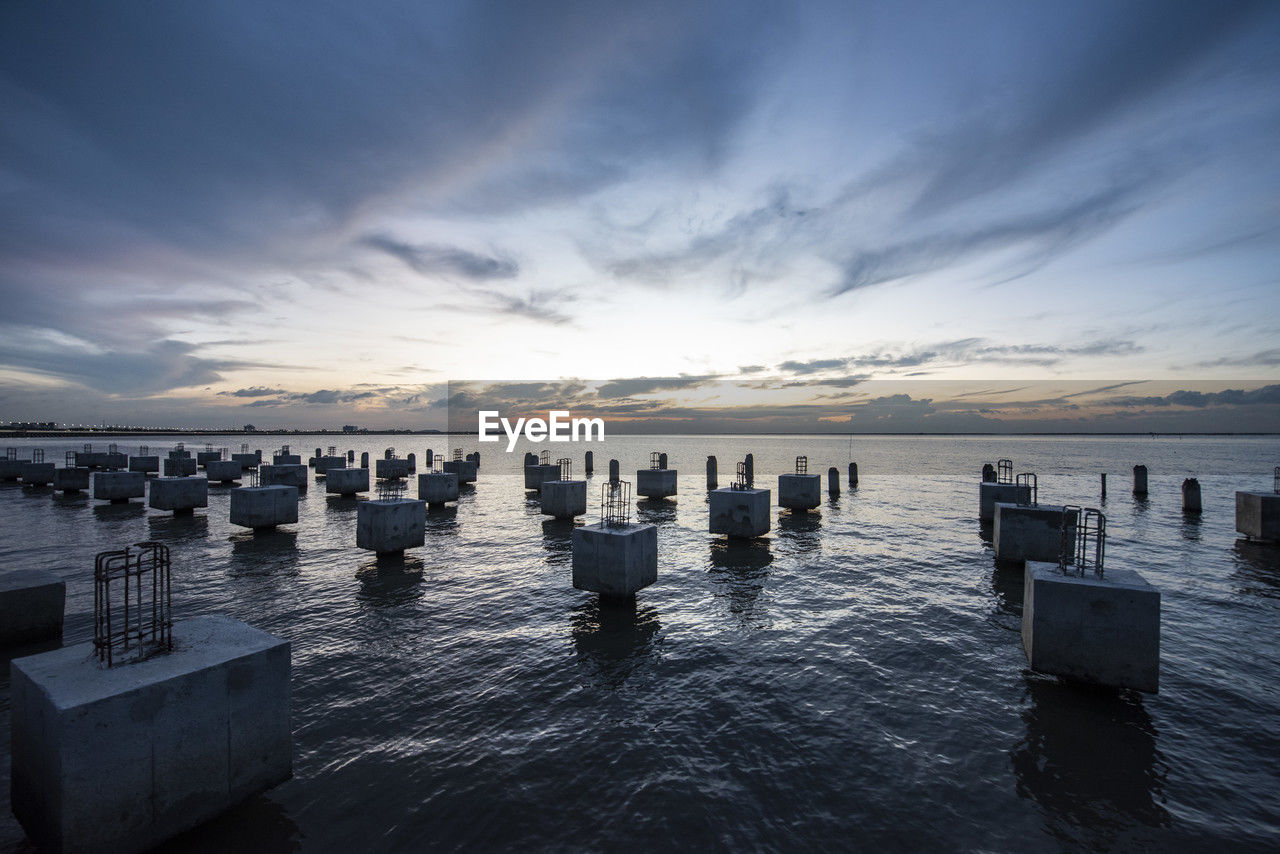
[[324, 494, 362, 513], [148, 513, 210, 545], [1231, 538, 1280, 597], [989, 561, 1024, 620], [777, 510, 821, 555], [541, 518, 576, 565], [977, 519, 994, 545], [228, 529, 300, 577], [636, 498, 676, 525], [570, 595, 661, 688], [355, 556, 424, 607], [1178, 512, 1202, 543], [426, 504, 459, 535], [707, 538, 773, 626], [1011, 677, 1169, 849], [92, 502, 146, 522]]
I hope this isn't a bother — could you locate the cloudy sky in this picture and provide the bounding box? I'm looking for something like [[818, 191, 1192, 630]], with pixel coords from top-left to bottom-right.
[[1, 1, 1278, 431]]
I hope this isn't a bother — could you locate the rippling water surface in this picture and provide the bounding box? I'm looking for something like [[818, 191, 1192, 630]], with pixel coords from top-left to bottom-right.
[[2, 434, 1279, 851]]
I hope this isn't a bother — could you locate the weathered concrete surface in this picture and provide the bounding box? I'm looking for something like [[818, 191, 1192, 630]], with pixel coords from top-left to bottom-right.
[[979, 482, 1033, 521], [230, 485, 299, 529], [541, 479, 587, 519], [709, 487, 771, 538], [993, 503, 1078, 565], [356, 499, 426, 554], [326, 467, 369, 496], [1022, 562, 1160, 693], [52, 467, 90, 493], [10, 614, 291, 854], [167, 448, 193, 459], [74, 452, 127, 470], [205, 459, 243, 483], [0, 459, 25, 481], [259, 463, 309, 493], [1236, 491, 1280, 542], [375, 458, 412, 480], [162, 457, 197, 477], [778, 473, 821, 511], [636, 468, 677, 499], [128, 455, 160, 475], [314, 455, 347, 475], [524, 464, 560, 492], [196, 451, 223, 468], [1133, 464, 1149, 495], [19, 462, 55, 486], [149, 477, 209, 513], [418, 472, 459, 506], [231, 453, 260, 471], [442, 459, 478, 484], [92, 471, 145, 503], [272, 453, 302, 466], [572, 522, 658, 598], [0, 569, 64, 646]]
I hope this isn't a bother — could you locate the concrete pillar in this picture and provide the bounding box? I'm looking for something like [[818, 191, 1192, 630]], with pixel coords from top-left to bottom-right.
[[707, 456, 717, 490], [20, 462, 55, 486], [272, 452, 301, 466], [425, 449, 433, 467], [149, 477, 209, 514], [745, 453, 754, 487], [407, 453, 416, 473], [163, 457, 198, 477], [418, 472, 459, 507], [1133, 464, 1148, 496], [981, 463, 996, 483], [205, 460, 242, 483], [384, 448, 393, 459], [326, 468, 369, 496], [0, 569, 64, 645], [348, 450, 355, 463], [357, 498, 426, 555], [52, 467, 90, 494], [994, 504, 1079, 565], [231, 452, 259, 472], [524, 452, 537, 467], [1236, 491, 1280, 541], [585, 450, 593, 476], [1182, 478, 1202, 513], [709, 487, 771, 537], [10, 615, 291, 853], [92, 471, 145, 503], [541, 479, 587, 519], [259, 464, 309, 493], [779, 472, 821, 511], [828, 467, 839, 495], [636, 467, 677, 499], [979, 482, 1033, 521], [849, 462, 859, 488], [129, 455, 160, 475], [442, 458, 478, 484], [609, 459, 620, 483], [658, 452, 668, 469], [315, 455, 347, 475], [255, 449, 262, 462], [197, 450, 222, 469], [571, 522, 658, 599], [361, 452, 369, 469], [230, 485, 299, 530], [315, 447, 322, 460], [1101, 473, 1107, 499]]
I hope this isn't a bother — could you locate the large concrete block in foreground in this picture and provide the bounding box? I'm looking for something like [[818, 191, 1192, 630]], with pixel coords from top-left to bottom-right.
[[442, 458, 477, 484], [20, 462, 55, 486], [418, 472, 459, 506], [93, 471, 145, 503], [1022, 562, 1160, 693], [162, 457, 197, 477], [52, 467, 90, 494], [1236, 491, 1280, 542], [0, 459, 24, 481], [778, 473, 821, 511], [205, 459, 242, 483], [0, 569, 64, 646], [326, 467, 369, 496], [979, 482, 1033, 521], [230, 485, 298, 529], [10, 614, 291, 854], [994, 503, 1078, 565], [128, 455, 160, 475], [375, 458, 412, 480], [149, 476, 209, 514], [636, 468, 677, 499], [541, 479, 587, 519], [314, 455, 347, 475], [572, 522, 658, 598], [709, 487, 771, 538], [259, 463, 309, 493], [357, 498, 426, 554]]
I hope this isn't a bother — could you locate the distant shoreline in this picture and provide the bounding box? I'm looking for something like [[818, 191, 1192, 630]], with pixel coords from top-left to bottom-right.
[[2, 429, 1278, 439]]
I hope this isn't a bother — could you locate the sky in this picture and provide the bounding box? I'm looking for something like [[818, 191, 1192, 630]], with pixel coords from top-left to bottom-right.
[[1, 1, 1278, 432]]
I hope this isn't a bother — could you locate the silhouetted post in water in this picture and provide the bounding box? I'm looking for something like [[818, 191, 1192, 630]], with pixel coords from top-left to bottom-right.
[[745, 453, 754, 487], [1133, 465, 1148, 496], [1182, 478, 1202, 513], [585, 451, 593, 475], [707, 456, 717, 489], [525, 452, 537, 467], [407, 453, 416, 473], [385, 448, 393, 460], [346, 450, 353, 463], [472, 451, 479, 468], [609, 458, 620, 483], [981, 463, 996, 483], [1101, 473, 1107, 499], [849, 462, 859, 488], [829, 467, 840, 495], [659, 452, 668, 469], [425, 449, 433, 467], [315, 447, 322, 460], [360, 452, 369, 469]]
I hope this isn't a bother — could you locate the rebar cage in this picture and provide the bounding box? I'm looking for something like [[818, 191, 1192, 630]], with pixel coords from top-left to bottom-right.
[[650, 451, 661, 470], [1058, 506, 1106, 578], [82, 444, 92, 454], [280, 444, 290, 455], [1016, 472, 1038, 506], [7, 448, 19, 460], [138, 445, 149, 456], [108, 443, 118, 454], [32, 449, 44, 463], [1274, 466, 1279, 494], [65, 450, 76, 467], [93, 542, 173, 667], [376, 479, 407, 501], [430, 452, 445, 473], [247, 468, 261, 488], [539, 449, 550, 465], [601, 479, 632, 526], [329, 446, 338, 456], [454, 448, 463, 461], [733, 461, 750, 490], [174, 442, 184, 453], [795, 456, 808, 475], [558, 458, 572, 480], [997, 459, 1013, 484]]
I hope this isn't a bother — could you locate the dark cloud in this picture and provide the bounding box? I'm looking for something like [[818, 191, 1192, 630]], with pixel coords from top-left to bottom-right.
[[218, 386, 287, 398], [595, 375, 721, 399], [1108, 385, 1280, 409], [358, 234, 518, 281]]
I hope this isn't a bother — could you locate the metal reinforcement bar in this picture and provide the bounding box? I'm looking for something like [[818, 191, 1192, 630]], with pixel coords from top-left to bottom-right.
[[602, 479, 631, 526], [558, 458, 572, 480], [1058, 505, 1105, 578], [997, 458, 1013, 485], [796, 456, 808, 475], [93, 542, 173, 667], [1017, 472, 1038, 506]]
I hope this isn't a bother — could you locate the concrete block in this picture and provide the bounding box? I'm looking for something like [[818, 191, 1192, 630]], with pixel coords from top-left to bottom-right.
[[163, 457, 197, 477], [92, 471, 145, 503], [778, 473, 821, 511], [524, 464, 560, 492], [375, 458, 411, 480], [230, 485, 298, 529], [571, 522, 658, 598], [148, 476, 209, 513], [442, 459, 477, 484], [356, 499, 426, 554], [993, 503, 1078, 565], [272, 453, 302, 466], [1236, 491, 1280, 542], [167, 448, 193, 459], [326, 467, 369, 495], [636, 468, 677, 499], [0, 458, 24, 481], [979, 482, 1033, 521], [101, 452, 128, 470], [709, 487, 771, 538], [52, 467, 90, 493], [314, 455, 347, 475], [1022, 562, 1160, 693], [20, 462, 55, 486], [418, 472, 459, 506], [205, 459, 242, 483], [10, 614, 291, 854], [259, 463, 309, 493], [128, 455, 160, 474], [74, 452, 119, 469], [231, 453, 259, 471], [541, 479, 587, 519], [196, 451, 222, 468], [0, 569, 64, 645]]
